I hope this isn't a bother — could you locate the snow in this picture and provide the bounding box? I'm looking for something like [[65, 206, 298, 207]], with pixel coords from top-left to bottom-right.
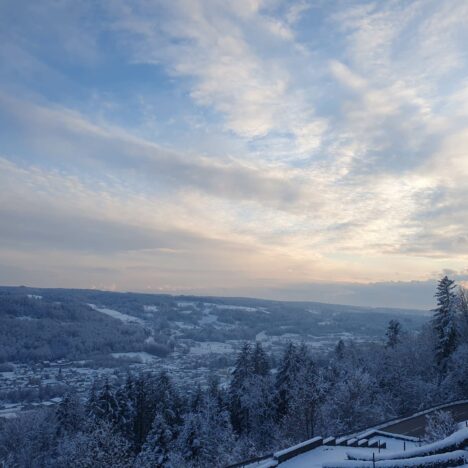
[[274, 437, 322, 459], [199, 311, 218, 325], [281, 446, 370, 468], [188, 342, 233, 355], [111, 352, 158, 363], [88, 304, 145, 325], [27, 294, 42, 299], [322, 450, 467, 467], [349, 428, 468, 461], [367, 436, 418, 452], [204, 303, 258, 312]]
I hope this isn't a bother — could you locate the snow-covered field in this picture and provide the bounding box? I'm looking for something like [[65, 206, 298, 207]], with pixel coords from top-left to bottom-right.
[[111, 352, 158, 363], [88, 304, 145, 325], [188, 341, 234, 355]]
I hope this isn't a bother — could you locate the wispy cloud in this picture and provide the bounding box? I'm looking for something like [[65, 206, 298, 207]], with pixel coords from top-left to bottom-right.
[[0, 0, 467, 306]]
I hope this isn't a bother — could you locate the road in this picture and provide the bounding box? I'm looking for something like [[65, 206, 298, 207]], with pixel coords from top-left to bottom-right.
[[382, 401, 468, 437]]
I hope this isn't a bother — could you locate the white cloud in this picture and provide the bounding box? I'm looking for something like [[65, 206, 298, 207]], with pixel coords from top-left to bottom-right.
[[1, 0, 468, 305]]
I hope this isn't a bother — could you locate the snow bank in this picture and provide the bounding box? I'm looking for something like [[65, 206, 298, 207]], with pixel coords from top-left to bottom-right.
[[348, 428, 468, 461], [324, 450, 467, 468]]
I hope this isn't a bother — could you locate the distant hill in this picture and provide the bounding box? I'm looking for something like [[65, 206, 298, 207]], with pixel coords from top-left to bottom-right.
[[0, 286, 430, 364]]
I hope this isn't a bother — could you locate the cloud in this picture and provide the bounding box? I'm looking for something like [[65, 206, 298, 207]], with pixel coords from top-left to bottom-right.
[[0, 0, 468, 307], [0, 95, 310, 210], [107, 0, 327, 157]]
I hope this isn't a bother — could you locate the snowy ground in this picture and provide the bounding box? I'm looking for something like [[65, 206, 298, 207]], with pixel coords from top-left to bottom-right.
[[88, 304, 145, 325], [279, 437, 419, 467], [111, 352, 158, 363]]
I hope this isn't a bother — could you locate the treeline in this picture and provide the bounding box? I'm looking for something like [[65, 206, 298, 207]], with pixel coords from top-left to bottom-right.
[[1, 277, 468, 467], [0, 295, 147, 362]]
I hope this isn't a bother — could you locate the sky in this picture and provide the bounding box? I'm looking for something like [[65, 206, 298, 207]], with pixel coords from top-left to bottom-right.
[[0, 0, 467, 310]]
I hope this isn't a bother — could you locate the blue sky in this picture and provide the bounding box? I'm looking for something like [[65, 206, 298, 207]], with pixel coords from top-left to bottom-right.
[[1, 0, 468, 309]]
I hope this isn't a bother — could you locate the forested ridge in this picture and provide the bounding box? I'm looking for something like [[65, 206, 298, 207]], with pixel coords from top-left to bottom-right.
[[1, 277, 467, 467]]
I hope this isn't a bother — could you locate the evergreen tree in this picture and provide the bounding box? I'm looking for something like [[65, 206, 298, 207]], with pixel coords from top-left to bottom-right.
[[386, 320, 402, 349], [114, 374, 136, 441], [56, 391, 83, 437], [91, 379, 119, 425], [432, 276, 458, 371], [457, 287, 468, 342], [53, 420, 132, 468], [172, 396, 235, 467], [136, 414, 173, 468], [334, 339, 345, 360], [251, 341, 270, 376], [229, 343, 253, 433], [131, 375, 156, 451], [275, 342, 302, 418]]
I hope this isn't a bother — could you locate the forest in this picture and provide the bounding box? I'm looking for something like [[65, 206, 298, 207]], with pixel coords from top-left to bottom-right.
[[0, 276, 467, 467]]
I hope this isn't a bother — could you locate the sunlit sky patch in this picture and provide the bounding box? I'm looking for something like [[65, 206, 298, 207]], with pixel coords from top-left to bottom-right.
[[1, 0, 468, 309]]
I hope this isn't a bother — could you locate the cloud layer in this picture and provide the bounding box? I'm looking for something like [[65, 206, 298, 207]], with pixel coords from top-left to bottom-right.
[[1, 0, 467, 308]]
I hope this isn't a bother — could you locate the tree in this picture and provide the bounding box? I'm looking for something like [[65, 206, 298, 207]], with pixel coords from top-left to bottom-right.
[[432, 276, 458, 371], [172, 396, 235, 467], [53, 420, 132, 468], [251, 341, 270, 376], [334, 339, 345, 360], [424, 410, 457, 442], [114, 374, 136, 440], [136, 414, 173, 468], [457, 286, 468, 343], [229, 343, 253, 433], [90, 379, 119, 425], [56, 391, 84, 437], [386, 320, 402, 349], [275, 342, 302, 419]]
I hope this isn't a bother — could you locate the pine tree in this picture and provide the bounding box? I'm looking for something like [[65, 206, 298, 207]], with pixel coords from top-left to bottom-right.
[[334, 339, 345, 360], [386, 320, 402, 349], [251, 342, 270, 376], [229, 343, 253, 433], [432, 276, 458, 371], [56, 391, 83, 437], [92, 379, 119, 425], [172, 396, 235, 467], [114, 375, 136, 441], [275, 342, 302, 418], [136, 414, 173, 468]]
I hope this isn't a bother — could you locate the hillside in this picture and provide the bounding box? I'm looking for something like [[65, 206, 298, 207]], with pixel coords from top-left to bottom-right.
[[0, 286, 429, 365]]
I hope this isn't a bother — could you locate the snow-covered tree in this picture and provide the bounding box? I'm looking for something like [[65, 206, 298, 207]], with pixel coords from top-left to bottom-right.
[[229, 342, 254, 433], [385, 320, 402, 348], [136, 414, 173, 468], [432, 276, 458, 371], [457, 286, 468, 343], [282, 345, 323, 441], [424, 410, 457, 442], [56, 391, 84, 437], [275, 342, 303, 419], [53, 420, 132, 468], [172, 395, 235, 468], [251, 341, 270, 376], [334, 339, 345, 360], [90, 379, 119, 425]]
